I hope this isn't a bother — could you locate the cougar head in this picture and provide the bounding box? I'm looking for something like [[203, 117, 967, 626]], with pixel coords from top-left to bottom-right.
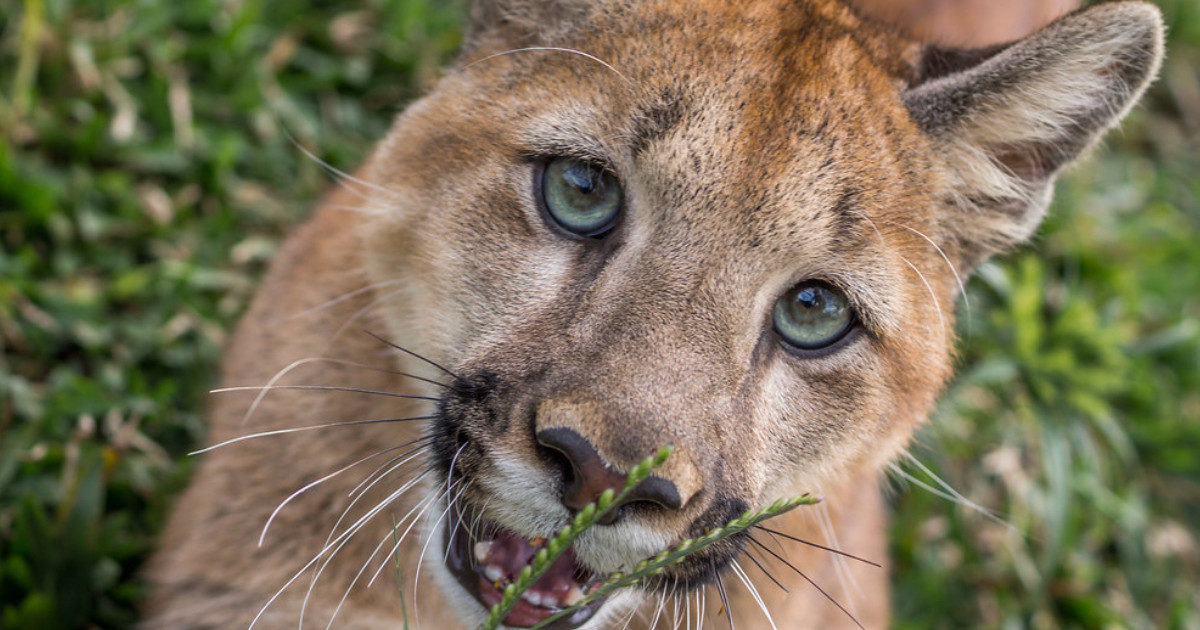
[[356, 0, 1162, 626]]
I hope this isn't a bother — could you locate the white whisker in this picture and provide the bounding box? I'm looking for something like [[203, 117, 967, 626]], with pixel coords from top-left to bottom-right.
[[318, 287, 408, 357], [235, 356, 447, 429], [236, 358, 323, 429], [617, 594, 640, 630], [671, 586, 682, 630], [211, 384, 437, 401], [445, 442, 467, 535], [367, 491, 438, 588], [190, 416, 434, 455], [268, 278, 407, 325], [466, 494, 496, 545], [346, 449, 427, 501], [893, 452, 1011, 527], [851, 210, 952, 342], [260, 443, 415, 546], [411, 479, 469, 624], [649, 591, 667, 629], [890, 222, 971, 321], [327, 455, 430, 550], [684, 585, 693, 630], [731, 560, 777, 630], [250, 468, 430, 630], [814, 499, 862, 611], [464, 47, 628, 82], [298, 470, 431, 628], [899, 255, 948, 340], [288, 133, 400, 200], [302, 466, 431, 624], [325, 490, 437, 630], [324, 527, 400, 629]]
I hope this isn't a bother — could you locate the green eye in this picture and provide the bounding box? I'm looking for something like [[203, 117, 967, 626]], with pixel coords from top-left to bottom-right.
[[773, 281, 855, 351], [540, 157, 622, 237]]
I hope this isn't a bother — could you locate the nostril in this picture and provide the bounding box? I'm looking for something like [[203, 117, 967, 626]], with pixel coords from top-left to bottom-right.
[[537, 440, 577, 489], [534, 427, 683, 522], [622, 475, 683, 511], [535, 427, 626, 514]]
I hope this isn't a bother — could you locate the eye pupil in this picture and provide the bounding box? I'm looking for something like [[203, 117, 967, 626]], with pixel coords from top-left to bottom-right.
[[797, 287, 818, 308], [540, 158, 622, 238], [773, 281, 855, 351], [563, 167, 596, 194]]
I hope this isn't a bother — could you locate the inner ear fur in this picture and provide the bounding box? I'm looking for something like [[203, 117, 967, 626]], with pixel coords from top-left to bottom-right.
[[903, 2, 1164, 269]]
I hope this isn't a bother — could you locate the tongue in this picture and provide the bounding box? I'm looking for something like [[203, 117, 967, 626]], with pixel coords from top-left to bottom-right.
[[482, 530, 583, 603], [477, 530, 590, 609], [485, 530, 541, 575]]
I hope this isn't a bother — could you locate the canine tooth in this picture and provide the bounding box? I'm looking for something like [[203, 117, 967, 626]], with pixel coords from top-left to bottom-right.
[[522, 591, 542, 606], [564, 586, 584, 606], [473, 541, 492, 563], [484, 565, 504, 582]]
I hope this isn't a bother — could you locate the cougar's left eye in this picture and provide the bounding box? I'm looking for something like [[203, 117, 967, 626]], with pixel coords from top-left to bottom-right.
[[539, 157, 622, 238], [773, 281, 856, 351]]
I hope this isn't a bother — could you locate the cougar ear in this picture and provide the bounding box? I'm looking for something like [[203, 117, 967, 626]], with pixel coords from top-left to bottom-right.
[[904, 2, 1164, 269], [463, 0, 596, 52]]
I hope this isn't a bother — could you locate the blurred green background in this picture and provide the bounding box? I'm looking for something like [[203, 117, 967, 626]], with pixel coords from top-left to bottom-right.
[[0, 0, 1196, 628]]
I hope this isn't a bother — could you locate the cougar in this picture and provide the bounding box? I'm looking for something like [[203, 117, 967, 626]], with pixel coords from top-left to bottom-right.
[[142, 1, 1163, 628]]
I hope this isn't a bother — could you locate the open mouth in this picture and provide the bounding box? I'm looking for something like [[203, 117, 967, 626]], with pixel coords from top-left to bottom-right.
[[444, 502, 609, 629]]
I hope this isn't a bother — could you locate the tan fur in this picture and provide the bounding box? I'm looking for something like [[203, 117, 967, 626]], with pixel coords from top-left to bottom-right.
[[142, 1, 1162, 628]]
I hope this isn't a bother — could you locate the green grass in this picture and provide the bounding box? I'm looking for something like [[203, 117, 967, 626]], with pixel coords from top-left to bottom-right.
[[1, 1, 1197, 628]]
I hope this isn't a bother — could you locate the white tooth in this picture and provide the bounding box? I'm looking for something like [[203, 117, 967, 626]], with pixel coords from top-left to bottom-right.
[[522, 591, 542, 606], [473, 541, 492, 563], [564, 586, 584, 606], [484, 565, 504, 582]]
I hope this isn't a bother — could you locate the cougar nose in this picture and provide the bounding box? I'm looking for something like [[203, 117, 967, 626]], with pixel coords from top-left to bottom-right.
[[535, 427, 682, 525]]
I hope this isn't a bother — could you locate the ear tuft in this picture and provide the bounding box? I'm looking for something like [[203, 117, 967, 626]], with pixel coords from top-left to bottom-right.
[[904, 2, 1164, 266]]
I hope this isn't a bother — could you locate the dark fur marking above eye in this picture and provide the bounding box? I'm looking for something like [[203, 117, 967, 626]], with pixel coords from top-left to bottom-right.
[[830, 187, 863, 241], [629, 88, 688, 155]]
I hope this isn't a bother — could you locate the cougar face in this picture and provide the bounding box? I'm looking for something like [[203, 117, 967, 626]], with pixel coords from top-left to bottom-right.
[[347, 1, 1163, 626], [360, 4, 956, 625], [142, 1, 1162, 628]]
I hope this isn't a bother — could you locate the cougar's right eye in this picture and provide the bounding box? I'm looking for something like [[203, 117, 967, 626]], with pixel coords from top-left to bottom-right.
[[773, 280, 856, 352], [539, 157, 622, 238]]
